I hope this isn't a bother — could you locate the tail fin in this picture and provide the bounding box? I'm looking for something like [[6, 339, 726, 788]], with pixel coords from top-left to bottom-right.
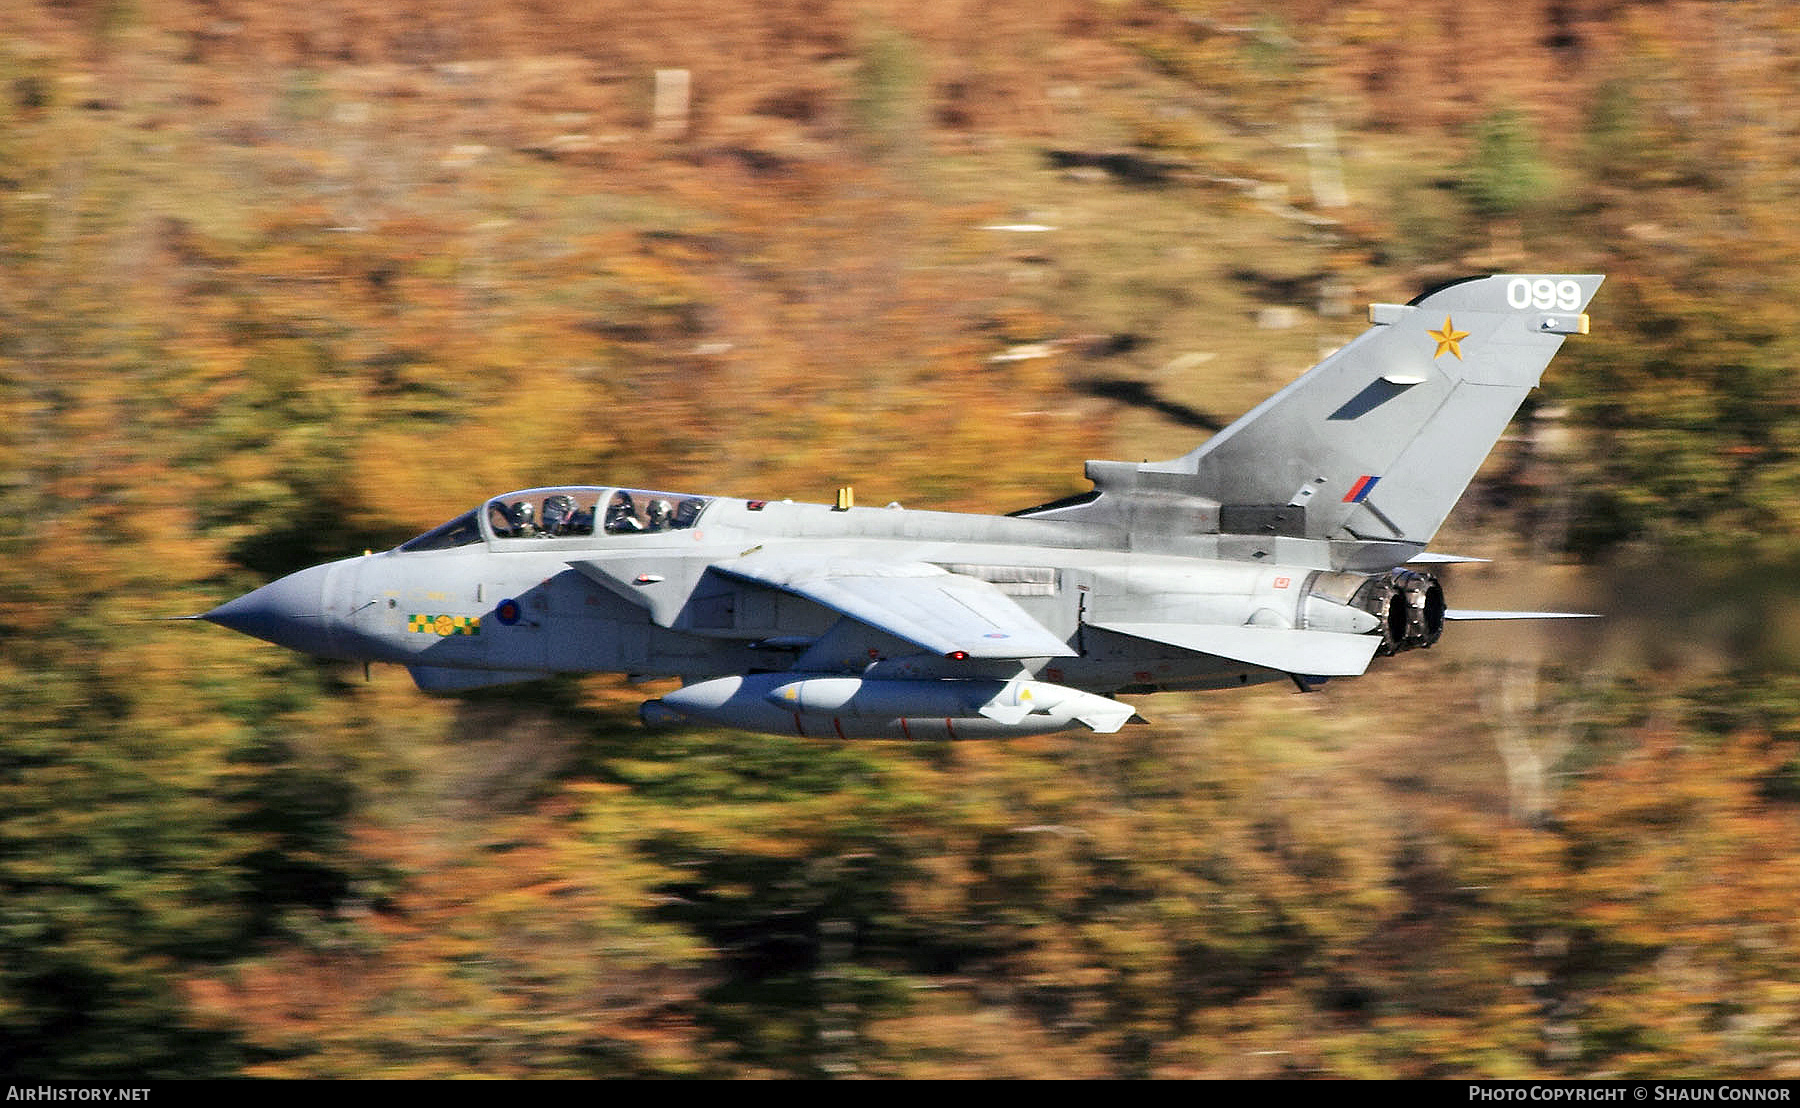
[[1026, 274, 1602, 549]]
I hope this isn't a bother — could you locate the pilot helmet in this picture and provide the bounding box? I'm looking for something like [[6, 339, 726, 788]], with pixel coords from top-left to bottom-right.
[[510, 500, 535, 526], [647, 499, 672, 526], [542, 494, 576, 533]]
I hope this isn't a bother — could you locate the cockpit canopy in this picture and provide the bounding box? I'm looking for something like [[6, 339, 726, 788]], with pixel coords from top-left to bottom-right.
[[397, 487, 712, 552]]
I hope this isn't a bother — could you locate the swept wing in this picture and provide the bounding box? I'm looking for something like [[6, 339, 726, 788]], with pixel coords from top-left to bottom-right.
[[711, 552, 1077, 660]]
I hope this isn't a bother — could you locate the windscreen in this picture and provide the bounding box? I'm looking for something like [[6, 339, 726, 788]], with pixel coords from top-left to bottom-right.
[[397, 510, 483, 552]]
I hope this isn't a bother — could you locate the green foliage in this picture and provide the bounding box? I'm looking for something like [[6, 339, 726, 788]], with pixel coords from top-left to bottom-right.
[[1554, 265, 1800, 560], [1459, 109, 1552, 221], [851, 27, 926, 162], [1584, 80, 1653, 189]]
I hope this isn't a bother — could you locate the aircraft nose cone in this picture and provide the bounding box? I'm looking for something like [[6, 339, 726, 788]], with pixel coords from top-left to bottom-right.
[[203, 562, 340, 657]]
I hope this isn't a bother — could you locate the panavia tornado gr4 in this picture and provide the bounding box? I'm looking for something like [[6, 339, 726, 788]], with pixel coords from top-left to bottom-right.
[[202, 274, 1602, 739]]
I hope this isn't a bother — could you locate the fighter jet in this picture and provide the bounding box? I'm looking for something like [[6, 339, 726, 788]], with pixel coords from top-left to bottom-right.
[[202, 273, 1602, 739]]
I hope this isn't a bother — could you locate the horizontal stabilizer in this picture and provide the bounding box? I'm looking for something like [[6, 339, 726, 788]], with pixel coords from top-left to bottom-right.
[[1408, 552, 1491, 565], [1443, 609, 1600, 621], [1092, 621, 1381, 676]]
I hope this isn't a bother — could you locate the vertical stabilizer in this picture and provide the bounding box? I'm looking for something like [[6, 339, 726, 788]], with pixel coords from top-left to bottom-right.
[[1149, 274, 1601, 544]]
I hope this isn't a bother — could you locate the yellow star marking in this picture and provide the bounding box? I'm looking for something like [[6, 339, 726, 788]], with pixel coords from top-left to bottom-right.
[[1428, 315, 1469, 360]]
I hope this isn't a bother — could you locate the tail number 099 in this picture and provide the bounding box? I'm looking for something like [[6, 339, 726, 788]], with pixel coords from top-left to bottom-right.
[[1507, 277, 1582, 312]]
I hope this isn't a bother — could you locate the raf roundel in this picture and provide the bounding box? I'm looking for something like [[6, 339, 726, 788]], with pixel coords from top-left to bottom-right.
[[495, 598, 523, 626]]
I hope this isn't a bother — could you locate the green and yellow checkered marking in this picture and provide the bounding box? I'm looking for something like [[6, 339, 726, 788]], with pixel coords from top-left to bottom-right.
[[407, 613, 481, 636]]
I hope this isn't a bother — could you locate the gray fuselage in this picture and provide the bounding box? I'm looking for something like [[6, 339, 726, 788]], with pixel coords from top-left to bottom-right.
[[275, 490, 1362, 695]]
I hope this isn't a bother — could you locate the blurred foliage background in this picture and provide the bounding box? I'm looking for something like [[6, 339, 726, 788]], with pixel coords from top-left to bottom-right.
[[6, 0, 1800, 1078]]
